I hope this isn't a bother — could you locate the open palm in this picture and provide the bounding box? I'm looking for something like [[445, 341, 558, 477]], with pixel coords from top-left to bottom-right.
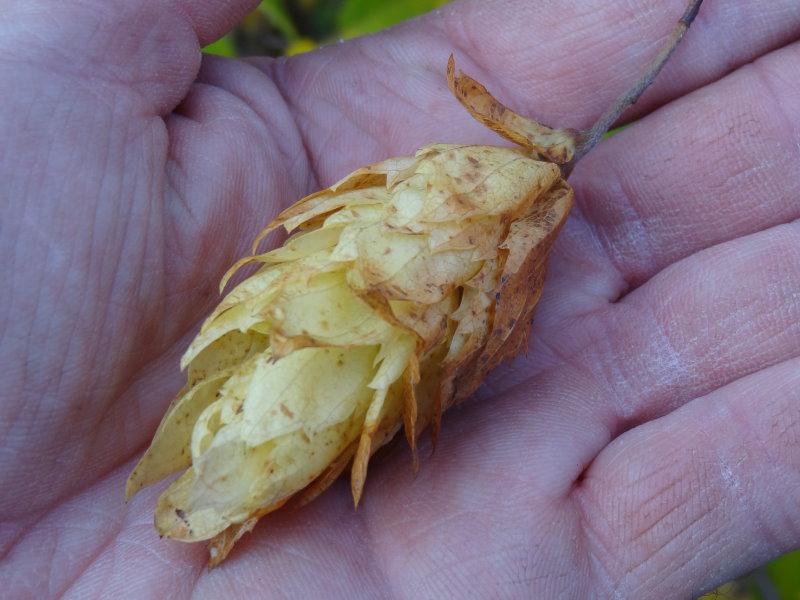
[[2, 0, 800, 597]]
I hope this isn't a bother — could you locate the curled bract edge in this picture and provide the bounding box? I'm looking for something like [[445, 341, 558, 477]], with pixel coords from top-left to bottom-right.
[[126, 56, 574, 566]]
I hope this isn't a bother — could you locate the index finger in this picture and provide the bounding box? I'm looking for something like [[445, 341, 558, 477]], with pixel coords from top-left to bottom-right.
[[257, 0, 800, 183]]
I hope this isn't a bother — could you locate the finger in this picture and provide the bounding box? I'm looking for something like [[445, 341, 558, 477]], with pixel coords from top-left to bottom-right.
[[571, 41, 800, 290], [262, 0, 800, 183], [0, 463, 205, 598], [164, 56, 314, 301], [516, 219, 800, 481], [14, 464, 385, 598], [433, 219, 800, 495], [573, 356, 800, 598], [3, 0, 259, 113], [551, 219, 800, 443], [175, 0, 259, 46]]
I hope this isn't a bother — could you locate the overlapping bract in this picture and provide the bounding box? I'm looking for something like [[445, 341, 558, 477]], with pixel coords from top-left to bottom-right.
[[127, 58, 574, 565]]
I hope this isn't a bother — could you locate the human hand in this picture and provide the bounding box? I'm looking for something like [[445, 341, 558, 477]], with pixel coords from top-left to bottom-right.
[[2, 0, 799, 597]]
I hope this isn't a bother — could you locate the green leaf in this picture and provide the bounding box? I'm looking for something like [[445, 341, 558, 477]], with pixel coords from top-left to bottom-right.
[[203, 34, 237, 57], [766, 550, 800, 599], [603, 123, 632, 139], [258, 0, 299, 40], [336, 0, 449, 38]]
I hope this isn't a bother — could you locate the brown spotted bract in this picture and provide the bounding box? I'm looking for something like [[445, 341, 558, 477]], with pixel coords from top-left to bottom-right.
[[127, 0, 705, 561]]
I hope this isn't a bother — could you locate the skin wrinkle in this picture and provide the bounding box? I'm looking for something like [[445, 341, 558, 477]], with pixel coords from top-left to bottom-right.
[[528, 518, 589, 598], [80, 121, 162, 455], [6, 111, 166, 517], [196, 63, 283, 143], [264, 60, 328, 192], [579, 312, 635, 426], [381, 521, 468, 598], [234, 59, 317, 192], [570, 488, 619, 599], [624, 454, 690, 553], [539, 376, 618, 490], [592, 442, 714, 597], [0, 516, 38, 564], [368, 72, 441, 148], [87, 247, 153, 454], [557, 192, 631, 304], [50, 468, 205, 599], [163, 109, 279, 322], [24, 88, 80, 405], [0, 212, 32, 444], [635, 290, 688, 394], [655, 520, 738, 595], [12, 206, 63, 446], [2, 6, 200, 116], [625, 474, 714, 574], [593, 163, 659, 289], [751, 58, 800, 173], [583, 358, 800, 597], [164, 118, 199, 225], [49, 508, 127, 598], [164, 100, 231, 233], [296, 42, 429, 165], [629, 476, 682, 539], [514, 550, 575, 597], [56, 98, 111, 390], [121, 336, 187, 444], [139, 124, 167, 317], [629, 532, 707, 597], [722, 394, 797, 551], [92, 121, 132, 372], [350, 524, 393, 600]]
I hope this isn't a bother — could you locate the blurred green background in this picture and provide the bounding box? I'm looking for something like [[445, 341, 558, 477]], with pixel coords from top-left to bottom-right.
[[204, 0, 450, 57], [204, 2, 800, 598]]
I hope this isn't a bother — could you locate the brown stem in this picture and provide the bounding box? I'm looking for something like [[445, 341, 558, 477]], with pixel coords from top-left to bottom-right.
[[568, 0, 705, 168]]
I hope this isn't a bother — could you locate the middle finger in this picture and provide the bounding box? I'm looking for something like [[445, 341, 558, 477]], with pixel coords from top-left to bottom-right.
[[568, 41, 800, 295]]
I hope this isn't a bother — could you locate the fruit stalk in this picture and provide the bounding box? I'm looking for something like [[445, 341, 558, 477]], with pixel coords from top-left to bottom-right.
[[570, 0, 705, 167]]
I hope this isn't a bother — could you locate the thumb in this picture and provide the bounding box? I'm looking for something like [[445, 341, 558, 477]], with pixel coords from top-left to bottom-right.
[[3, 0, 259, 114]]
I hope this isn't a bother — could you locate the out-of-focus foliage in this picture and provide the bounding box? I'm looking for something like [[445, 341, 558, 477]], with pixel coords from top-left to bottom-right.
[[201, 1, 800, 597], [336, 0, 449, 38], [205, 0, 447, 57], [768, 551, 800, 600], [259, 0, 299, 40], [700, 552, 800, 600]]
